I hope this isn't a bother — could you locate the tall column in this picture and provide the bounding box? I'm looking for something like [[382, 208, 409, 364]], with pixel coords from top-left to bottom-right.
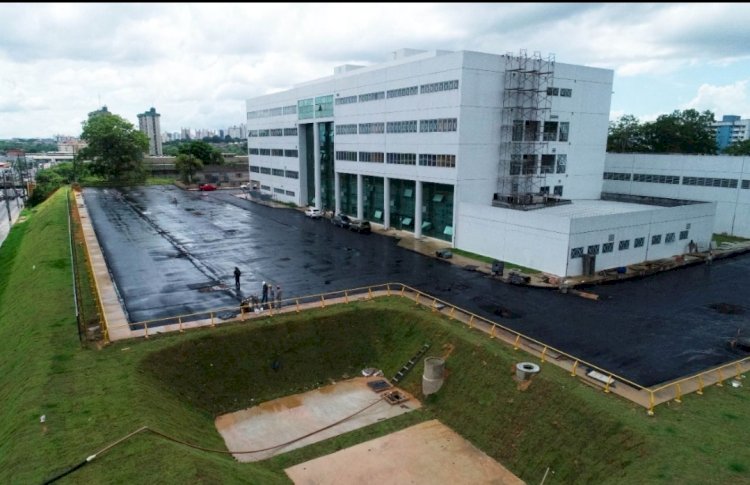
[[334, 171, 341, 214], [414, 180, 423, 238], [313, 123, 322, 209], [356, 174, 364, 220], [383, 177, 390, 229]]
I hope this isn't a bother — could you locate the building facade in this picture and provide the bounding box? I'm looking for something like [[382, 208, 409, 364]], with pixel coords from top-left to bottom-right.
[[138, 107, 163, 156], [246, 49, 713, 276], [713, 115, 750, 151]]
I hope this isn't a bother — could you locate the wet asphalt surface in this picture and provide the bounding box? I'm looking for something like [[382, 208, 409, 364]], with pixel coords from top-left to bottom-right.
[[84, 185, 750, 387]]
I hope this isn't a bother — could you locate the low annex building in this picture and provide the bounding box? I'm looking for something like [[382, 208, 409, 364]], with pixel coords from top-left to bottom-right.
[[245, 48, 714, 276]]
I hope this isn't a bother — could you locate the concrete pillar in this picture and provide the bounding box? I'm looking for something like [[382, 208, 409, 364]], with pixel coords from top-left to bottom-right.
[[383, 177, 391, 229], [313, 123, 322, 209], [356, 174, 364, 220], [334, 171, 341, 214], [415, 180, 423, 238]]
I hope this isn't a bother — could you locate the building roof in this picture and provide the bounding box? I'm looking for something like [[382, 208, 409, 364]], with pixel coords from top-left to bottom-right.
[[536, 199, 660, 219]]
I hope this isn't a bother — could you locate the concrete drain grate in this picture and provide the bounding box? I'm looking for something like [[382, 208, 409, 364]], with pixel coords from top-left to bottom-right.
[[383, 389, 409, 405]]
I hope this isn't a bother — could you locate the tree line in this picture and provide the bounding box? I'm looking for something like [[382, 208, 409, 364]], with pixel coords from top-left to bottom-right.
[[607, 109, 750, 156]]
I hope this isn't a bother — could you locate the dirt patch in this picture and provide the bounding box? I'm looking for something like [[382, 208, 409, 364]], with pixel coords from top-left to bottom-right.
[[215, 376, 420, 462], [285, 419, 524, 485]]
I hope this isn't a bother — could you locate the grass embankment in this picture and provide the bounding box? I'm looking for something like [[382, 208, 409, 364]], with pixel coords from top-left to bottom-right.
[[1, 188, 748, 483], [451, 247, 542, 274], [713, 233, 750, 245]]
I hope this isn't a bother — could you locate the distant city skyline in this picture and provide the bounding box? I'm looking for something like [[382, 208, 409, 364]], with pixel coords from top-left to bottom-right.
[[1, 3, 749, 138]]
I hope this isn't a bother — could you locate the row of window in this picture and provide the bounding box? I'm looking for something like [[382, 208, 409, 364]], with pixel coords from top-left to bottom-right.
[[334, 151, 456, 168], [333, 80, 459, 107], [250, 166, 299, 179], [335, 95, 357, 105], [546, 87, 573, 97], [249, 148, 298, 157], [257, 184, 296, 197], [387, 86, 419, 98], [420, 79, 459, 94], [513, 120, 570, 142], [248, 105, 297, 119], [570, 230, 690, 259], [359, 91, 386, 103], [335, 119, 458, 135], [509, 154, 567, 175], [387, 120, 418, 133], [604, 172, 746, 189], [249, 127, 298, 137]]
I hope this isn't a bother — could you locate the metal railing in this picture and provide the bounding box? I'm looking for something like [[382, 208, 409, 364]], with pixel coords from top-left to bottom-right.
[[101, 281, 747, 414]]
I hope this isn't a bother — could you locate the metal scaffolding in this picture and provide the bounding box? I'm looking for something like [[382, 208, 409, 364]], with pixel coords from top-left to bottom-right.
[[495, 50, 558, 209]]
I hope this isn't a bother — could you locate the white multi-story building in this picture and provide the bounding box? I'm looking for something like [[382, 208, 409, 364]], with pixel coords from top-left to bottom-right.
[[137, 107, 163, 156], [713, 115, 750, 151], [246, 49, 714, 276]]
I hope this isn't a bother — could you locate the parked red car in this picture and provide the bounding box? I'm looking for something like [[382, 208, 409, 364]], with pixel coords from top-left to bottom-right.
[[199, 183, 217, 191]]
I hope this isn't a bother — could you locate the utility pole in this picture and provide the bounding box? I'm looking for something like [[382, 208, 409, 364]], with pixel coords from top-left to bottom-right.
[[3, 171, 11, 225]]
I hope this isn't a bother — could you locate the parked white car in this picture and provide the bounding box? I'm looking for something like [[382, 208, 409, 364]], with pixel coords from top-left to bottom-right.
[[305, 207, 322, 219]]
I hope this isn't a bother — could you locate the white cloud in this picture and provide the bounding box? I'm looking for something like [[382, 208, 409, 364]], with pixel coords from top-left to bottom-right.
[[683, 80, 750, 118]]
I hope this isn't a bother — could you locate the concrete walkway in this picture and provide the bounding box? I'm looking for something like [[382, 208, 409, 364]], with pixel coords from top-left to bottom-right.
[[0, 198, 23, 249], [74, 190, 132, 341]]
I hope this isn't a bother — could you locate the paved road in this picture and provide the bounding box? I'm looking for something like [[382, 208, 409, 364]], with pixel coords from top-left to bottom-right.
[[0, 197, 23, 249], [83, 186, 750, 386]]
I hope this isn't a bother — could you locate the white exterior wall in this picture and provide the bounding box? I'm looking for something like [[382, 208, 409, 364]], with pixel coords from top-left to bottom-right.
[[604, 153, 750, 237], [457, 200, 714, 276]]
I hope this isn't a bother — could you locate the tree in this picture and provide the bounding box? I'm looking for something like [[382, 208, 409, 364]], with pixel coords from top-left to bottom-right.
[[723, 139, 750, 156], [77, 111, 149, 182], [175, 153, 203, 183], [643, 109, 717, 155], [177, 140, 224, 165], [607, 115, 649, 153]]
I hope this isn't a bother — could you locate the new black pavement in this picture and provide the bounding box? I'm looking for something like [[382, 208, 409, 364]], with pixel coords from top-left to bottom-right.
[[84, 186, 750, 387]]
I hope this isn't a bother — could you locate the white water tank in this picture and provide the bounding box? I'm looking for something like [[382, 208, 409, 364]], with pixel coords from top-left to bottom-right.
[[516, 362, 541, 381]]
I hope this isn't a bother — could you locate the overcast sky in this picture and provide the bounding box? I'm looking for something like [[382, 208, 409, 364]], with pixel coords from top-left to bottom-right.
[[1, 3, 749, 139]]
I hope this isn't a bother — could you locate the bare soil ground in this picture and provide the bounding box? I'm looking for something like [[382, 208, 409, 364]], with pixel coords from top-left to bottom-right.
[[285, 419, 525, 485]]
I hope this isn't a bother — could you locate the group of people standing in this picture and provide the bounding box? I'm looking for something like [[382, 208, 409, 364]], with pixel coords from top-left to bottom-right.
[[236, 267, 283, 313]]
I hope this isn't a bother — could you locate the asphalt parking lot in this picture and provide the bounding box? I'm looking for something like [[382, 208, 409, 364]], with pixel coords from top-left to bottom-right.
[[84, 185, 750, 386]]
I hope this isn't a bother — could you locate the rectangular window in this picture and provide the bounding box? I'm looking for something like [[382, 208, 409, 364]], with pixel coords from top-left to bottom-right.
[[553, 185, 563, 197], [335, 124, 358, 135], [270, 129, 283, 136], [284, 149, 298, 157], [358, 91, 385, 102], [250, 166, 260, 173], [386, 85, 419, 98], [386, 153, 417, 165], [543, 121, 558, 141], [419, 118, 457, 133], [272, 168, 284, 177], [314, 95, 333, 118], [665, 232, 676, 243], [298, 98, 314, 120], [546, 87, 560, 96], [282, 105, 297, 115], [742, 180, 750, 189], [556, 154, 567, 174], [386, 120, 418, 133], [260, 184, 270, 191], [618, 240, 630, 251], [285, 170, 299, 179], [419, 79, 459, 94], [285, 190, 295, 196], [602, 242, 614, 253], [258, 129, 269, 137], [271, 149, 283, 157], [335, 151, 357, 161], [634, 237, 645, 248], [679, 230, 689, 240], [587, 244, 600, 255], [524, 120, 539, 141], [558, 122, 570, 142], [249, 148, 259, 155], [652, 235, 662, 245], [560, 88, 573, 97], [248, 130, 258, 137], [359, 152, 384, 163], [571, 247, 584, 259], [259, 148, 270, 156], [419, 154, 456, 168], [359, 122, 385, 134], [335, 95, 358, 105], [540, 154, 555, 174], [274, 187, 284, 194], [260, 167, 271, 174], [283, 127, 298, 136]]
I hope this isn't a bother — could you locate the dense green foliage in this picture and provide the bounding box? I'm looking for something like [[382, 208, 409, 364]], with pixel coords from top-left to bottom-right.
[[723, 139, 750, 156], [174, 153, 203, 183], [78, 111, 149, 182], [0, 139, 57, 153], [176, 140, 225, 165], [608, 109, 717, 154], [164, 139, 246, 157], [27, 162, 82, 206]]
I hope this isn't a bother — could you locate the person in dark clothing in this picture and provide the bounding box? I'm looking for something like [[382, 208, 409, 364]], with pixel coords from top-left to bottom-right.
[[234, 267, 241, 288], [261, 281, 268, 308], [275, 285, 282, 309], [269, 285, 276, 309]]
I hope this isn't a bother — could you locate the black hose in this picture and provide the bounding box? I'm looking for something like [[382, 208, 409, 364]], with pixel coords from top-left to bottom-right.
[[42, 458, 89, 485]]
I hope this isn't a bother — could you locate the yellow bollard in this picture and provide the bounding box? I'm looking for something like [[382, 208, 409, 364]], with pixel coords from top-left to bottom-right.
[[604, 374, 612, 393], [674, 383, 682, 403], [513, 334, 520, 350], [387, 284, 391, 296], [345, 290, 349, 304], [144, 322, 149, 339], [697, 375, 704, 395], [211, 312, 215, 327], [571, 360, 578, 377], [415, 293, 420, 305], [490, 325, 496, 339], [449, 306, 455, 320], [400, 286, 405, 297], [321, 295, 326, 308], [736, 363, 742, 379], [432, 298, 437, 312], [647, 392, 655, 416], [541, 346, 547, 363], [240, 307, 245, 322], [296, 299, 300, 313], [468, 315, 474, 328], [717, 368, 724, 387], [369, 287, 373, 300], [179, 317, 183, 333]]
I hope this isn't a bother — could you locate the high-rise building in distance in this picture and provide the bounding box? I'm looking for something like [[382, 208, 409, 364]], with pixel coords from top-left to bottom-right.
[[138, 107, 163, 156]]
